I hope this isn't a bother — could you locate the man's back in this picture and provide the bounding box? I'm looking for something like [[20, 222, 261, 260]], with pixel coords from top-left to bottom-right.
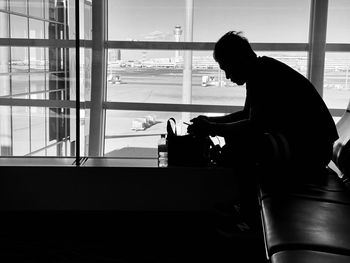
[[247, 56, 338, 166]]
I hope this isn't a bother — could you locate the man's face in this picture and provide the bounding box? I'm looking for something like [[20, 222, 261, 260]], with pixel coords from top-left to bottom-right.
[[219, 60, 247, 86]]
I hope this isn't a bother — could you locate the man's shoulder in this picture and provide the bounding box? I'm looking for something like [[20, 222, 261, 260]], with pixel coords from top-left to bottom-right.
[[258, 56, 284, 66]]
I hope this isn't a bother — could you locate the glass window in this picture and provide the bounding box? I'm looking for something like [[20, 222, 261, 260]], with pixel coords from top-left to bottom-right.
[[327, 0, 350, 43], [0, 106, 12, 156], [108, 0, 310, 43], [106, 49, 184, 104], [29, 0, 44, 18], [323, 52, 350, 110], [10, 0, 27, 14], [29, 18, 44, 39], [105, 110, 170, 157], [0, 0, 8, 10], [11, 74, 29, 96], [30, 73, 45, 94], [12, 106, 30, 156], [108, 0, 185, 41], [30, 107, 46, 152], [0, 75, 10, 97], [194, 0, 310, 43], [11, 47, 29, 72], [10, 14, 28, 38], [0, 11, 9, 37], [45, 22, 57, 39], [104, 110, 224, 157], [256, 51, 308, 76], [0, 47, 10, 73], [30, 47, 45, 71]]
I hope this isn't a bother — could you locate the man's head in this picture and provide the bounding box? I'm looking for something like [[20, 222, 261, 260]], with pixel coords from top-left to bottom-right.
[[213, 31, 257, 85]]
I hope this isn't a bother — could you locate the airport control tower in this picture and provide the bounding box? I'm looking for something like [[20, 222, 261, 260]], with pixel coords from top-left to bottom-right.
[[174, 25, 182, 62]]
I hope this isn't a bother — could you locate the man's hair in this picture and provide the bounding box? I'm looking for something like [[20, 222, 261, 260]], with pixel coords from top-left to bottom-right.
[[213, 31, 256, 64]]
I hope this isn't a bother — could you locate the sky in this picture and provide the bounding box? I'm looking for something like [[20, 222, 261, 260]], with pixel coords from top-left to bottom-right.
[[107, 0, 350, 43]]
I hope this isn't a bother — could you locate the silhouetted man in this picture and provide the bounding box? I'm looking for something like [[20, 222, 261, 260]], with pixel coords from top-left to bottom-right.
[[188, 31, 338, 172]]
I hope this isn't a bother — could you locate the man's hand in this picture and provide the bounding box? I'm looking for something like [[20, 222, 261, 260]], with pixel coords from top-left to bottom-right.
[[187, 115, 215, 137]]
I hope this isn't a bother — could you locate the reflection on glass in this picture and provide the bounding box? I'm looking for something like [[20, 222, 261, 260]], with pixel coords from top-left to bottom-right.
[[0, 0, 8, 10], [10, 0, 27, 14], [45, 22, 59, 40], [12, 74, 29, 96], [0, 106, 11, 156], [29, 0, 44, 18], [30, 107, 46, 152], [0, 47, 10, 73], [0, 75, 10, 96], [29, 19, 44, 39], [0, 12, 9, 37], [10, 14, 28, 38], [12, 106, 30, 156], [30, 47, 45, 71], [30, 73, 45, 94], [11, 47, 29, 72]]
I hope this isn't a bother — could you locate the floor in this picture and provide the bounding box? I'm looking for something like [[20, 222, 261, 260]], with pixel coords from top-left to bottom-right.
[[0, 211, 267, 262]]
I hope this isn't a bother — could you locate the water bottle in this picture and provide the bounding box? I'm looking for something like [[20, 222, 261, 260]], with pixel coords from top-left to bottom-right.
[[158, 134, 168, 167]]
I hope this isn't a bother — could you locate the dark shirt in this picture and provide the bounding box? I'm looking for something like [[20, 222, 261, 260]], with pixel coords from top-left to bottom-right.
[[246, 56, 338, 154]]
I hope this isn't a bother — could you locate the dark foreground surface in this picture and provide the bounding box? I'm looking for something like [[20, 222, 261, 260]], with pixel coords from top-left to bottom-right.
[[0, 211, 266, 263]]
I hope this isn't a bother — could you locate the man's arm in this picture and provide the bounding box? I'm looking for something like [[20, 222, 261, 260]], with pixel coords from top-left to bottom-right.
[[208, 119, 253, 138], [208, 110, 249, 124], [188, 117, 253, 138]]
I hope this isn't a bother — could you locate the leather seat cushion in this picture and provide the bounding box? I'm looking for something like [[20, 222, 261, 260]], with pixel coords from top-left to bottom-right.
[[271, 250, 350, 263], [262, 196, 350, 256], [259, 167, 350, 203]]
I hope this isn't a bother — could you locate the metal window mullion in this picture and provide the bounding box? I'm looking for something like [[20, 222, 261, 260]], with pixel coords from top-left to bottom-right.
[[75, 0, 80, 164], [182, 0, 194, 125], [308, 0, 329, 96], [88, 0, 106, 157], [0, 98, 345, 117]]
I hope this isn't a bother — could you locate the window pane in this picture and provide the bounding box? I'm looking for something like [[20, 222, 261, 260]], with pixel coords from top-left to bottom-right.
[[11, 47, 29, 72], [194, 0, 310, 42], [327, 0, 350, 43], [0, 75, 10, 96], [104, 110, 223, 159], [108, 0, 185, 41], [29, 0, 44, 18], [106, 49, 183, 104], [255, 51, 308, 77], [30, 107, 46, 152], [11, 74, 29, 96], [104, 110, 177, 157], [29, 18, 44, 39], [0, 0, 8, 10], [30, 73, 45, 94], [0, 106, 11, 156], [108, 0, 310, 43], [10, 14, 28, 38], [12, 106, 30, 156], [0, 11, 9, 37], [10, 0, 27, 14], [30, 47, 45, 71], [0, 47, 10, 73], [323, 52, 350, 110]]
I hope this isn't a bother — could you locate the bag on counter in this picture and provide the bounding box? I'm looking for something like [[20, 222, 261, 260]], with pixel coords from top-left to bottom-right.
[[166, 118, 216, 167]]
